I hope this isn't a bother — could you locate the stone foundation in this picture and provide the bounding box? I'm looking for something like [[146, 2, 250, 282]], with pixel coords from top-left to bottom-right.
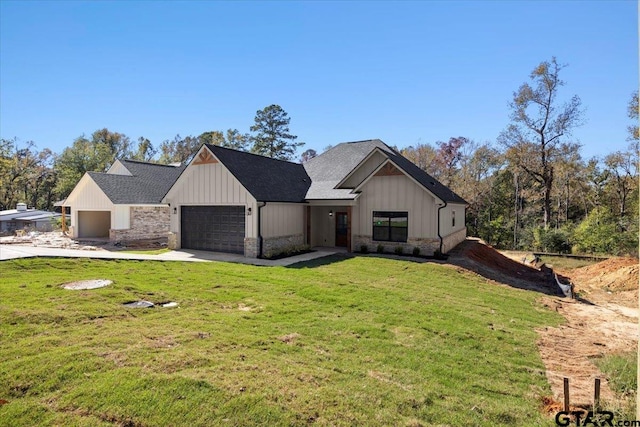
[[109, 206, 170, 243], [262, 233, 304, 258], [244, 237, 258, 258], [441, 227, 467, 253], [353, 235, 440, 256], [168, 232, 179, 250]]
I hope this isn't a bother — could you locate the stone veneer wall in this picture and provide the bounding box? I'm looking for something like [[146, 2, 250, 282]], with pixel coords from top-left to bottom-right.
[[262, 234, 304, 258], [353, 235, 440, 256], [353, 228, 466, 256], [244, 237, 258, 258], [441, 227, 467, 253], [109, 206, 170, 242], [167, 232, 179, 250]]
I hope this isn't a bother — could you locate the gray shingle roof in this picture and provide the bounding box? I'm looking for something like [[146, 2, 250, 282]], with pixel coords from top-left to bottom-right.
[[205, 144, 311, 203], [89, 160, 185, 204], [304, 139, 467, 204], [303, 140, 388, 200]]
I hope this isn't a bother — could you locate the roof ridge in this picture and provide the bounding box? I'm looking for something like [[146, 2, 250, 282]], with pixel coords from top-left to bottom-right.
[[205, 144, 303, 166], [120, 159, 182, 168]]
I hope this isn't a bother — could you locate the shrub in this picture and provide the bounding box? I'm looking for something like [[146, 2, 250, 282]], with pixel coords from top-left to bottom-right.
[[376, 244, 384, 254], [360, 245, 368, 254], [394, 246, 403, 255], [412, 247, 420, 256]]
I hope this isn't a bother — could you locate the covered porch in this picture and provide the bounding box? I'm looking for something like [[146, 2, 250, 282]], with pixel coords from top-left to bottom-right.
[[306, 201, 357, 252]]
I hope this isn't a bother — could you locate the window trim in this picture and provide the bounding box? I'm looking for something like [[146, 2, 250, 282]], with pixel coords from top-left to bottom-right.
[[372, 211, 408, 243]]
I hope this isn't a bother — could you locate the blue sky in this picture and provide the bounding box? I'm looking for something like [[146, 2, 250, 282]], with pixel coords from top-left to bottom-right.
[[1, 1, 637, 161]]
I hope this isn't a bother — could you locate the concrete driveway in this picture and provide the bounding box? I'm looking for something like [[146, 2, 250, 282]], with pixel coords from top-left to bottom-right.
[[0, 244, 344, 266]]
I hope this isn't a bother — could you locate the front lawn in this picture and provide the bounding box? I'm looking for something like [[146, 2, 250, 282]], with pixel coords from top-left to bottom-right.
[[0, 256, 561, 426]]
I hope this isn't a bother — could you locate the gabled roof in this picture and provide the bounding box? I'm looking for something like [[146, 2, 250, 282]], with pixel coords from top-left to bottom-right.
[[89, 159, 185, 204], [205, 144, 311, 203], [382, 148, 467, 204], [303, 139, 388, 200], [304, 139, 467, 204]]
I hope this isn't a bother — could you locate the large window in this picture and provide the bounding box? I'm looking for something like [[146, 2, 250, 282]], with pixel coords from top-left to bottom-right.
[[373, 211, 408, 242]]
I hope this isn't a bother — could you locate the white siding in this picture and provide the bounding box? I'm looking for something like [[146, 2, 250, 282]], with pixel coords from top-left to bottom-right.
[[106, 160, 132, 176], [66, 174, 115, 237], [164, 151, 257, 238], [113, 205, 130, 230], [439, 203, 466, 237], [339, 150, 387, 188], [261, 203, 304, 238], [355, 174, 438, 239], [309, 206, 348, 247], [66, 175, 114, 210]]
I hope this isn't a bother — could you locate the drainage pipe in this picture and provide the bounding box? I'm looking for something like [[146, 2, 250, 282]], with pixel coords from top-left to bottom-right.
[[257, 202, 267, 258], [437, 200, 447, 255]]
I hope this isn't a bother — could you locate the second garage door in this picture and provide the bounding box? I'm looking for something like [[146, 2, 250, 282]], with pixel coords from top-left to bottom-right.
[[181, 206, 246, 254]]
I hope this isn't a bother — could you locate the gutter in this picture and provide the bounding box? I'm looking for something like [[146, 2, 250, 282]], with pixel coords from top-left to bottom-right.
[[257, 202, 267, 258], [437, 200, 448, 255]]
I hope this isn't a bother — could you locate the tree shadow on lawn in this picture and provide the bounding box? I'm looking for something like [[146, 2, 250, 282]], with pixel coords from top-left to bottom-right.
[[285, 253, 355, 269], [285, 252, 440, 269]]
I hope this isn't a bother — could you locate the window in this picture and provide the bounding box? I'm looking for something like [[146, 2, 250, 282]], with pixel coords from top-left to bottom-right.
[[452, 210, 456, 227], [373, 211, 408, 242]]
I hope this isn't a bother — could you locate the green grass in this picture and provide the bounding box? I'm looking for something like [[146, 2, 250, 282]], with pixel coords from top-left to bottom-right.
[[538, 256, 599, 270], [0, 256, 562, 426], [595, 352, 637, 395], [593, 352, 637, 418], [117, 248, 171, 255]]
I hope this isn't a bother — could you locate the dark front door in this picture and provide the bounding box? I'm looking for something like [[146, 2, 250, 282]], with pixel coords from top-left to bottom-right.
[[335, 212, 348, 247], [181, 205, 245, 254]]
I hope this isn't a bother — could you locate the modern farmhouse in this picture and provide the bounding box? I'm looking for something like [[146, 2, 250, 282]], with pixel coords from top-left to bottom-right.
[[163, 139, 467, 257], [66, 139, 466, 257]]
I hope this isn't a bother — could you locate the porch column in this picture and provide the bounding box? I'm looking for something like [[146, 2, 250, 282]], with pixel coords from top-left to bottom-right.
[[346, 206, 352, 252], [305, 206, 311, 245]]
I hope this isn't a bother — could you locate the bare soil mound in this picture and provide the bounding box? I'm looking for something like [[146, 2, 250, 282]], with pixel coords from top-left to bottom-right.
[[563, 257, 638, 292], [449, 238, 561, 295]]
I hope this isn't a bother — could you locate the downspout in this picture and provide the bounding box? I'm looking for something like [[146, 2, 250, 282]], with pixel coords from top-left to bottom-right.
[[257, 202, 267, 258], [437, 200, 447, 255]]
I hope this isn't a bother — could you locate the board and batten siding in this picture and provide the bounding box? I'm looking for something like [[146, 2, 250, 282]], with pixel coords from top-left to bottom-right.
[[339, 150, 387, 188], [113, 205, 130, 230], [164, 158, 257, 238], [106, 161, 132, 176], [437, 203, 466, 237], [66, 174, 115, 237], [354, 174, 438, 239], [261, 203, 304, 238]]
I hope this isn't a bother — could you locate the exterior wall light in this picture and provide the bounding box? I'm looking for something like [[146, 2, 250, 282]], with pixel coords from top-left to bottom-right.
[[173, 207, 177, 214], [329, 210, 333, 217], [247, 207, 252, 215]]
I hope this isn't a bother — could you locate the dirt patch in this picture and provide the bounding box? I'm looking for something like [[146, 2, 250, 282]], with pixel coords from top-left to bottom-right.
[[0, 231, 168, 251], [448, 238, 561, 295], [537, 257, 638, 407], [0, 231, 104, 250], [558, 257, 639, 295], [450, 239, 638, 409], [278, 333, 301, 344]]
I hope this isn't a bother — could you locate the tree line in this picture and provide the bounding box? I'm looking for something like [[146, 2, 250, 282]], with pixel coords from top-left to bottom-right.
[[0, 104, 304, 210], [1, 58, 637, 256], [401, 58, 638, 256]]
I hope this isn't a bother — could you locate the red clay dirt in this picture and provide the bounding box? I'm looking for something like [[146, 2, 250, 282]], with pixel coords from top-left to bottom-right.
[[448, 238, 561, 296], [449, 239, 638, 409]]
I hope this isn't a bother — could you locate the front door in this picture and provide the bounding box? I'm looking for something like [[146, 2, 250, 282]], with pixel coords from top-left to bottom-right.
[[335, 212, 348, 247]]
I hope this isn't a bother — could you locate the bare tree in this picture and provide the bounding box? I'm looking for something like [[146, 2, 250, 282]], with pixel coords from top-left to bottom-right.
[[499, 57, 583, 229]]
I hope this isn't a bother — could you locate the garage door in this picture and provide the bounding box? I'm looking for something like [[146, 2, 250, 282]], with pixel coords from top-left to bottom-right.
[[181, 206, 245, 254], [78, 211, 111, 238]]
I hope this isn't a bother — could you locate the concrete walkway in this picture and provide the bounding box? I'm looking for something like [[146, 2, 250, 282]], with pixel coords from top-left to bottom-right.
[[0, 244, 346, 266]]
